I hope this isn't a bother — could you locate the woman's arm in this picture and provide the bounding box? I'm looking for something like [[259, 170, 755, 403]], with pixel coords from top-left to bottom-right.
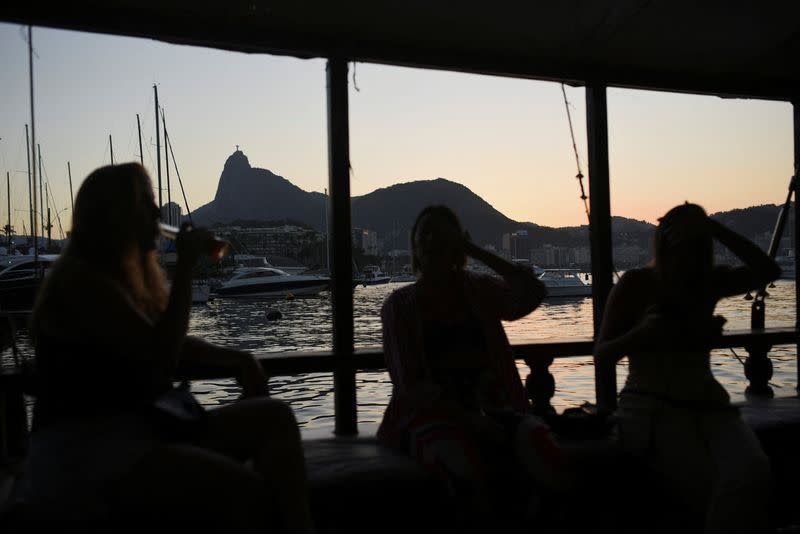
[[709, 219, 781, 298], [180, 336, 270, 397], [593, 270, 654, 410], [152, 224, 219, 376], [464, 239, 547, 320]]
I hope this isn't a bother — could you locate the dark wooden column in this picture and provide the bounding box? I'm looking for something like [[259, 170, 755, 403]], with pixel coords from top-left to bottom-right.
[[326, 58, 357, 435], [586, 84, 616, 409], [794, 98, 800, 392]]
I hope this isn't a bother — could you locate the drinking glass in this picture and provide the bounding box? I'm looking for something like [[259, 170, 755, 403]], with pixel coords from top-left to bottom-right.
[[159, 222, 230, 259]]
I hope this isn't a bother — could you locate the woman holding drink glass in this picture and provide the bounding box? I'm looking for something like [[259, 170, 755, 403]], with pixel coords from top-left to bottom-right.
[[16, 163, 315, 533]]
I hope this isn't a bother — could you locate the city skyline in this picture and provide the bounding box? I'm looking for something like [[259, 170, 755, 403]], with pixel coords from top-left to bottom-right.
[[0, 23, 795, 239]]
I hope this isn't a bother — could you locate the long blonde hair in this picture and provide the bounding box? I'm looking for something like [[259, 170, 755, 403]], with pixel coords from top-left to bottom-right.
[[40, 163, 168, 321]]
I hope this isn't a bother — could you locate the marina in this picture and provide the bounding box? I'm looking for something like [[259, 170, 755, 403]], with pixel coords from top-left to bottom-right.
[[1, 2, 800, 533]]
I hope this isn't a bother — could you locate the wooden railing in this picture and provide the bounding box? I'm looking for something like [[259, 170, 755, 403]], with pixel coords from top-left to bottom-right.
[[1, 326, 796, 458], [179, 326, 799, 412]]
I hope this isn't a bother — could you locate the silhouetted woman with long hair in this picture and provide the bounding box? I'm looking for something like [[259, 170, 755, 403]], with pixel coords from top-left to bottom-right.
[[595, 203, 780, 534], [22, 163, 315, 533]]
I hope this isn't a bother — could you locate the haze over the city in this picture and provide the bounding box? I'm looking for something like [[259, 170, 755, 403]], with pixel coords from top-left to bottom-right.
[[0, 23, 794, 238]]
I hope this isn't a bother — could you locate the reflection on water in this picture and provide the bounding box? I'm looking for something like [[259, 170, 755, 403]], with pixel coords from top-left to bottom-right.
[[3, 280, 796, 433], [187, 279, 797, 432]]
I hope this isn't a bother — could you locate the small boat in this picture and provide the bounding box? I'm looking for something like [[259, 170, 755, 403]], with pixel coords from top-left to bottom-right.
[[538, 269, 592, 298], [389, 264, 415, 283], [213, 267, 330, 298], [360, 265, 391, 286], [0, 254, 59, 312]]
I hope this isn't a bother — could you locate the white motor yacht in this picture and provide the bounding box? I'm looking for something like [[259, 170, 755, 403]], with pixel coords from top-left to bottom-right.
[[538, 269, 592, 298], [214, 267, 330, 298]]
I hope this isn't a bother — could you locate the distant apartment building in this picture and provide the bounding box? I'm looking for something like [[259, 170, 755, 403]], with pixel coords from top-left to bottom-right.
[[217, 225, 323, 258], [531, 244, 572, 267], [352, 227, 379, 256], [613, 244, 647, 267], [160, 202, 182, 226], [573, 246, 591, 265], [502, 230, 531, 260]]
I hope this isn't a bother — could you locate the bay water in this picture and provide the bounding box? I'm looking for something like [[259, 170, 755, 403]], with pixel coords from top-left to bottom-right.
[[184, 278, 798, 432]]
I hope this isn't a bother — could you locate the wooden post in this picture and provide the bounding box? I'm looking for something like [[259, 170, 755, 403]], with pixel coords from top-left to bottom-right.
[[326, 58, 356, 435], [586, 84, 616, 410]]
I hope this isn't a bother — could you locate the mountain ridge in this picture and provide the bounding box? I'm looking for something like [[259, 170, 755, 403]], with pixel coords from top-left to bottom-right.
[[190, 151, 786, 250]]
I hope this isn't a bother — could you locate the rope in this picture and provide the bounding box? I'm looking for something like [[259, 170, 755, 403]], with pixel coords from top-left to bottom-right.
[[561, 84, 590, 223]]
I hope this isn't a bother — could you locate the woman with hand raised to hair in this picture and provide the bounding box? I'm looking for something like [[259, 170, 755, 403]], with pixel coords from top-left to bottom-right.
[[378, 205, 574, 527], [20, 163, 315, 534], [594, 202, 780, 534]]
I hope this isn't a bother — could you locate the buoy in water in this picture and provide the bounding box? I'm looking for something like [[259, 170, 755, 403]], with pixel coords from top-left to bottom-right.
[[266, 309, 282, 321], [744, 292, 754, 301], [285, 292, 295, 301]]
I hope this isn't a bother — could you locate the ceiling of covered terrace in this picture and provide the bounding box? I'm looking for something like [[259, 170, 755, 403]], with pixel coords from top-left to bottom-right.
[[2, 1, 799, 100]]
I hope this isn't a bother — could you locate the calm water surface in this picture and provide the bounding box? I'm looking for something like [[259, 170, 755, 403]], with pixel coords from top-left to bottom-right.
[[182, 278, 798, 432], [3, 279, 794, 432]]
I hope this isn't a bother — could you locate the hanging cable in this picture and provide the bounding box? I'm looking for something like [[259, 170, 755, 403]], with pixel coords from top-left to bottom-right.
[[561, 84, 590, 223]]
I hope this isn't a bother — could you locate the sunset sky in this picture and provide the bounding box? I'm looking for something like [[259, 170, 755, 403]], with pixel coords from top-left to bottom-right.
[[0, 23, 795, 238]]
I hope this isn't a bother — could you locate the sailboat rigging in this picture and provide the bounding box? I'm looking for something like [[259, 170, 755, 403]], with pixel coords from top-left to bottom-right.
[[136, 113, 144, 166], [162, 108, 172, 224], [560, 84, 589, 223], [24, 125, 33, 253], [27, 25, 38, 262], [154, 84, 163, 212]]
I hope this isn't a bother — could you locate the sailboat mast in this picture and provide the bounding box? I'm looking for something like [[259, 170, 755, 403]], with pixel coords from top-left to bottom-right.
[[162, 110, 172, 224], [6, 171, 11, 247], [109, 134, 114, 164], [45, 187, 51, 248], [136, 113, 144, 166], [154, 85, 163, 212], [25, 125, 33, 249], [166, 135, 193, 224], [68, 161, 74, 213], [38, 144, 44, 240], [28, 26, 38, 261]]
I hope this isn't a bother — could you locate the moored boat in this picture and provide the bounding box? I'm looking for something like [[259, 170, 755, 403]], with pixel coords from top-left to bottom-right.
[[213, 267, 330, 298], [0, 254, 59, 312], [359, 265, 390, 286], [538, 269, 592, 298]]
